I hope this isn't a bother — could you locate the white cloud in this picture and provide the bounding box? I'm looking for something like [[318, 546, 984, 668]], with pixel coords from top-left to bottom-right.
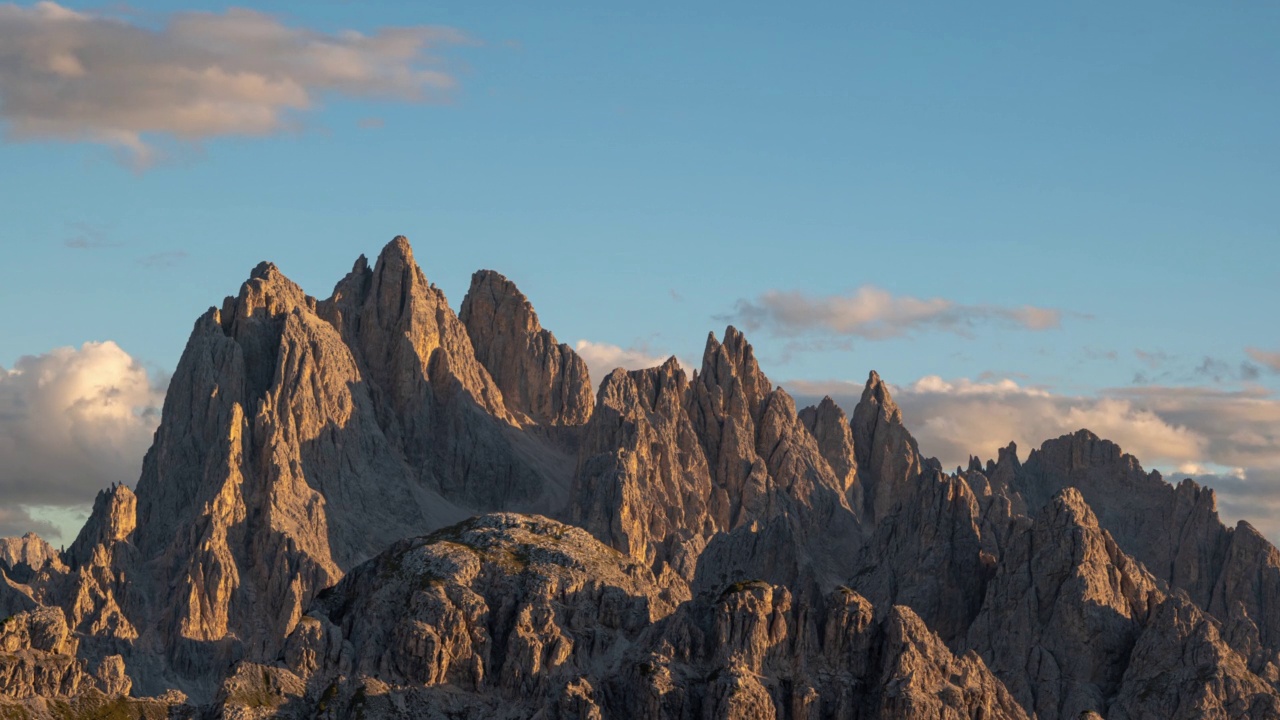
[[0, 341, 163, 539], [0, 2, 466, 165], [724, 286, 1062, 339], [573, 340, 675, 384]]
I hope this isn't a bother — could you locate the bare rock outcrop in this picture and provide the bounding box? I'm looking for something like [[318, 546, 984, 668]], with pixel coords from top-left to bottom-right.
[[958, 487, 1280, 719], [1111, 594, 1280, 719], [64, 485, 136, 570], [688, 327, 779, 529], [1015, 430, 1231, 604], [0, 607, 128, 699], [851, 371, 923, 527], [614, 582, 1028, 719], [0, 534, 64, 580], [460, 270, 594, 427], [318, 238, 560, 512], [0, 572, 39, 619], [1207, 520, 1280, 681], [245, 513, 671, 718], [244, 514, 1025, 720], [30, 237, 589, 699], [572, 327, 859, 601], [685, 328, 861, 590]]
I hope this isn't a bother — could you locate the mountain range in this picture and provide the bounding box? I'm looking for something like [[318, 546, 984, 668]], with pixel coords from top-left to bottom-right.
[[3, 236, 1279, 719]]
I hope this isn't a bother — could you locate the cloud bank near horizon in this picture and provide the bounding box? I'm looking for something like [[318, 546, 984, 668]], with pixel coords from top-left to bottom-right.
[[787, 374, 1280, 539], [0, 2, 466, 165]]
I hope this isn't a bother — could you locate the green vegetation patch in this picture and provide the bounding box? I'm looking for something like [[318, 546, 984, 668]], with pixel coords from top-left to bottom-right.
[[718, 579, 771, 600]]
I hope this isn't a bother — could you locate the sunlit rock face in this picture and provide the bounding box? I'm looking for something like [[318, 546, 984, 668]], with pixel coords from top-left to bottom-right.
[[3, 235, 1280, 719], [460, 269, 594, 428]]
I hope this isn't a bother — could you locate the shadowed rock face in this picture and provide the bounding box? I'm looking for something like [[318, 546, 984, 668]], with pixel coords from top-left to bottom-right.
[[1011, 430, 1280, 679], [4, 235, 1280, 719], [799, 396, 862, 518], [965, 489, 1162, 720]]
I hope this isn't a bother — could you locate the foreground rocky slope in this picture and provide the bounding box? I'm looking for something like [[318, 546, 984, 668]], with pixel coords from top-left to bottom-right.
[[210, 514, 1026, 720], [3, 236, 1278, 718]]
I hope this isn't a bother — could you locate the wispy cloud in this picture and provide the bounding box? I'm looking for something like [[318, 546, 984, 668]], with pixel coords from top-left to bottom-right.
[[772, 338, 854, 365], [1134, 349, 1170, 369], [137, 250, 188, 268], [1132, 351, 1267, 386], [1247, 348, 1280, 373], [1082, 347, 1118, 362], [723, 286, 1063, 340], [0, 3, 468, 166], [1195, 356, 1262, 383], [63, 222, 117, 249]]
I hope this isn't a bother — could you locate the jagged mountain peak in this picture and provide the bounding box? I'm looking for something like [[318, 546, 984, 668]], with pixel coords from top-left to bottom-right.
[[799, 395, 861, 503], [0, 533, 64, 579], [851, 368, 923, 525], [858, 369, 901, 419], [64, 484, 135, 570], [699, 325, 770, 395], [465, 268, 527, 304], [1039, 486, 1111, 536], [248, 260, 280, 281], [460, 267, 593, 426], [237, 258, 310, 310], [6, 237, 1280, 719], [376, 233, 416, 267]]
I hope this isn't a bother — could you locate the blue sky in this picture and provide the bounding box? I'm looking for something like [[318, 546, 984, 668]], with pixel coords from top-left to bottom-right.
[[1, 1, 1278, 540]]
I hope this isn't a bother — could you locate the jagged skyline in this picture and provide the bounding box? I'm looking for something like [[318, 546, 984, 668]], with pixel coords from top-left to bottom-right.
[[3, 237, 1279, 544], [4, 235, 1279, 717], [1, 2, 1278, 545]]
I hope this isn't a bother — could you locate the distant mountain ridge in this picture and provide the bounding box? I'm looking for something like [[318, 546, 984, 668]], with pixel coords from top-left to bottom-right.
[[2, 236, 1278, 719]]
